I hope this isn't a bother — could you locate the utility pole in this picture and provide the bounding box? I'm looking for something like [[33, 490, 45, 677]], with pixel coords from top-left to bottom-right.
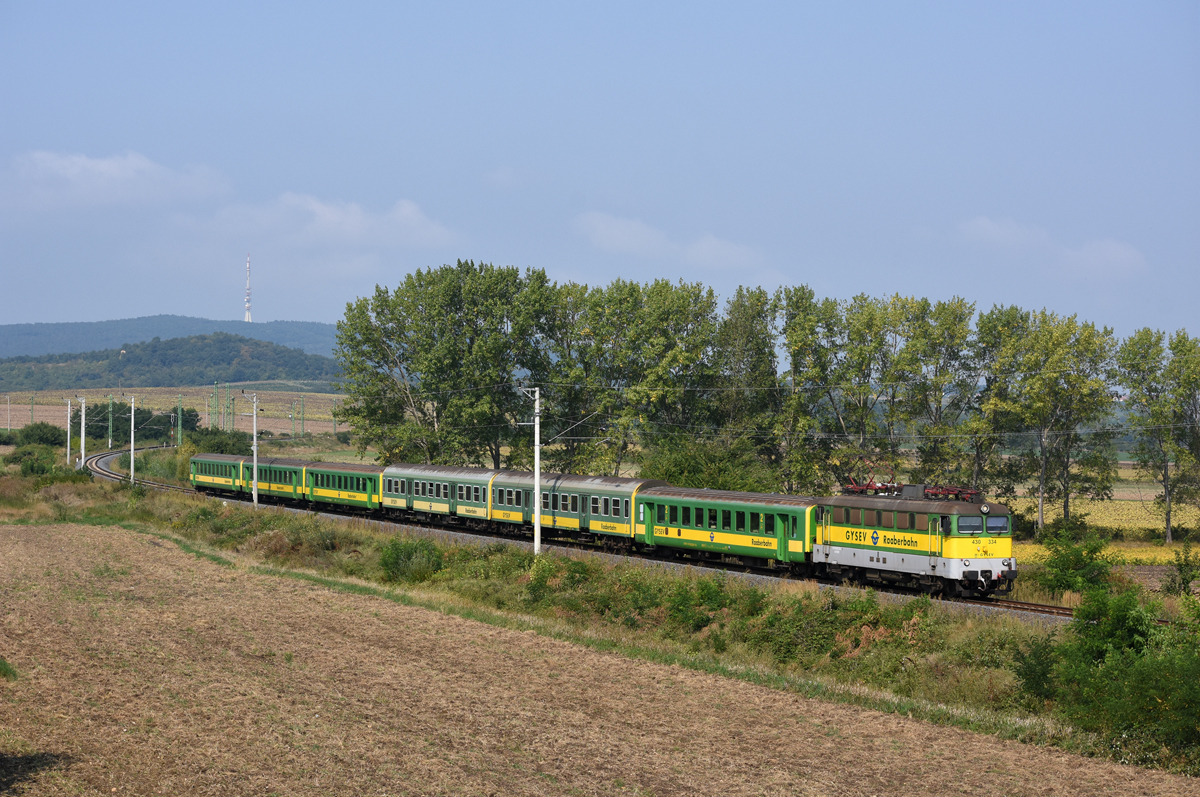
[[519, 387, 541, 554], [176, 394, 182, 447], [6, 394, 9, 433], [251, 393, 259, 507], [130, 396, 135, 484], [300, 396, 305, 437], [64, 399, 72, 468], [79, 397, 85, 469], [290, 402, 296, 438], [108, 395, 113, 450]]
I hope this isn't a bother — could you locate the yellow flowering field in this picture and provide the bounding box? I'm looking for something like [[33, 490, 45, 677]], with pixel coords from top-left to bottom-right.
[[1005, 497, 1199, 533], [1013, 540, 1188, 566]]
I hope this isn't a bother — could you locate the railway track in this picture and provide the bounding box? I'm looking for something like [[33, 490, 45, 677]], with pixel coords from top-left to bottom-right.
[[86, 447, 1093, 624]]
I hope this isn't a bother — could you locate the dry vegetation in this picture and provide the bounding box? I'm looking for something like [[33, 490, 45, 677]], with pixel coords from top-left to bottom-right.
[[3, 522, 1197, 796], [4, 386, 341, 437]]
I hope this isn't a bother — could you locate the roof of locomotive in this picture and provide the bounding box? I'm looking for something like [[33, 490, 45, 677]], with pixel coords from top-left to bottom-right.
[[819, 493, 1011, 515]]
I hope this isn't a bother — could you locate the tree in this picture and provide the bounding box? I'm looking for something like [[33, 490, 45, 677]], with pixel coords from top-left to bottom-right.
[[1117, 328, 1191, 542], [989, 311, 1116, 531], [1168, 332, 1200, 514], [335, 261, 550, 468], [898, 296, 978, 484]]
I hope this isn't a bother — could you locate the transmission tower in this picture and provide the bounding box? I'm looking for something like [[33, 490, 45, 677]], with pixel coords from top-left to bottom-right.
[[244, 254, 252, 323]]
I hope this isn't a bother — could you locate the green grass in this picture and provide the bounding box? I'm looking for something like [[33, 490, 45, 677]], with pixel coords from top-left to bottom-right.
[[0, 656, 18, 681]]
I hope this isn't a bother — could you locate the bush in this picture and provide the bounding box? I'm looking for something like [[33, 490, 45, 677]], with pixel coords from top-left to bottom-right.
[[379, 536, 444, 583], [0, 430, 15, 445], [17, 422, 66, 447], [1035, 528, 1111, 596], [1163, 541, 1199, 596], [1012, 635, 1058, 701]]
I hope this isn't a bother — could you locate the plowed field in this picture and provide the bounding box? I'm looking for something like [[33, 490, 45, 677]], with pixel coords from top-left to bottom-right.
[[1, 524, 1194, 796]]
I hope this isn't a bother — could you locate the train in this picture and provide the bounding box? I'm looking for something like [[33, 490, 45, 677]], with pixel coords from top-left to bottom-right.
[[189, 454, 1017, 597]]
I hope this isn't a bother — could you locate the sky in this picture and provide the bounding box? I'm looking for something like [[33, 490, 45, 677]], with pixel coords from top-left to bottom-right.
[[1, 2, 1197, 337]]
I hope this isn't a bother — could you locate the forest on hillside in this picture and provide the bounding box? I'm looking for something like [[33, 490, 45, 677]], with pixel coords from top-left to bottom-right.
[[0, 332, 339, 391]]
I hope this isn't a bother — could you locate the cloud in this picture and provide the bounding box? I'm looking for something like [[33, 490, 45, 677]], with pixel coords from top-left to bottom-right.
[[6, 150, 228, 209], [959, 215, 1147, 276], [573, 211, 758, 269], [194, 192, 454, 250]]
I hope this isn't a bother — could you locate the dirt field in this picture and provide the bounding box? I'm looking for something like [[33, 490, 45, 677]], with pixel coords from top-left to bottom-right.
[[4, 388, 341, 437], [1, 524, 1195, 796]]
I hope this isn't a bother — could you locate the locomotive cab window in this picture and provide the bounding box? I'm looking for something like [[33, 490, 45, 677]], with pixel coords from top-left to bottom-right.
[[957, 516, 983, 534], [986, 516, 1009, 534]]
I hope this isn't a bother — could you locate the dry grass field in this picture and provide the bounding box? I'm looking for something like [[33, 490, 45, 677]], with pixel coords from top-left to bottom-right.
[[2, 523, 1196, 796], [3, 387, 342, 438]]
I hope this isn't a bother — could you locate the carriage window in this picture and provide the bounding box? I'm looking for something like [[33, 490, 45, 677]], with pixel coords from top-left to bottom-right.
[[551, 493, 559, 511], [765, 514, 775, 533], [591, 496, 600, 515], [515, 490, 522, 507], [473, 486, 480, 502], [603, 497, 611, 516], [986, 516, 1009, 534], [682, 506, 691, 526], [444, 483, 449, 499], [958, 516, 984, 534], [656, 504, 665, 523], [542, 492, 550, 510], [570, 495, 579, 513], [722, 510, 732, 530], [750, 513, 760, 532], [850, 508, 861, 525], [735, 511, 745, 532], [880, 512, 893, 529], [669, 505, 678, 524], [708, 509, 718, 529], [624, 499, 630, 518]]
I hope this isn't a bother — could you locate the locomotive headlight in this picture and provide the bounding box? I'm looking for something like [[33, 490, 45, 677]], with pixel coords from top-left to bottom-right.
[[1003, 559, 1010, 567], [962, 560, 970, 566]]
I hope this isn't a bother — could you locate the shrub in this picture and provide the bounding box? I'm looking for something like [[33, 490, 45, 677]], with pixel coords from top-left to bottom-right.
[[1012, 635, 1058, 701], [1035, 528, 1111, 596], [1163, 541, 1199, 596], [379, 536, 444, 583], [0, 430, 16, 445], [17, 422, 67, 447]]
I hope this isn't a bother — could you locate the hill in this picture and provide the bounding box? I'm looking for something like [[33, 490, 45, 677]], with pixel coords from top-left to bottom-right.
[[0, 332, 340, 391], [0, 315, 337, 358]]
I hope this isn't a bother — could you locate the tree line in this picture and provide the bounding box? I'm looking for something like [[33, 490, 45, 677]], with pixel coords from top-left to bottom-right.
[[335, 260, 1200, 540]]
